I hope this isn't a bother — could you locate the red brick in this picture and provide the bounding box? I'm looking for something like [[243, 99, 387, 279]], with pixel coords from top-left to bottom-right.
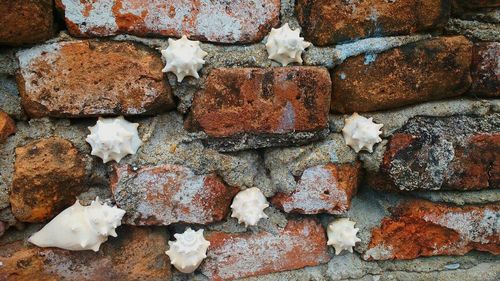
[[110, 164, 239, 225], [470, 42, 499, 97], [364, 200, 500, 260], [10, 137, 88, 222], [372, 131, 499, 191], [16, 41, 174, 118], [187, 67, 331, 147], [55, 0, 280, 44], [0, 111, 16, 143], [296, 0, 449, 46], [331, 36, 472, 113], [201, 219, 331, 280], [0, 0, 55, 46], [271, 162, 360, 215], [0, 226, 171, 280]]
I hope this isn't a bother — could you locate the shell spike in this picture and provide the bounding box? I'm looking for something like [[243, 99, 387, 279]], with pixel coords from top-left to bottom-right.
[[165, 228, 210, 273], [231, 187, 269, 227]]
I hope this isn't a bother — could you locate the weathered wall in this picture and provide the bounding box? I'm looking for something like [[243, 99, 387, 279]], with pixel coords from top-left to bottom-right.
[[0, 0, 499, 280]]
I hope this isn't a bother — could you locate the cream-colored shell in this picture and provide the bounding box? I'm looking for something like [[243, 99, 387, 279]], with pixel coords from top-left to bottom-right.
[[165, 228, 210, 273], [231, 187, 269, 227], [327, 218, 361, 255], [28, 197, 126, 252], [161, 35, 208, 82], [86, 116, 142, 163], [342, 113, 383, 153], [265, 23, 311, 66]]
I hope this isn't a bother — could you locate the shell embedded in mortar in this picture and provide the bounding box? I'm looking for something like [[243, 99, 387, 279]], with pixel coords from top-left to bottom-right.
[[161, 35, 208, 82], [165, 228, 210, 273], [342, 113, 383, 153], [231, 187, 269, 227], [28, 197, 126, 252], [86, 116, 142, 163], [327, 218, 361, 255], [265, 23, 311, 66]]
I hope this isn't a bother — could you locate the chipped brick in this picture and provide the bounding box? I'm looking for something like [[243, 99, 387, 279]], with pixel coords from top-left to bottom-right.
[[0, 111, 16, 143], [16, 40, 174, 118], [470, 42, 499, 97], [110, 164, 239, 225]]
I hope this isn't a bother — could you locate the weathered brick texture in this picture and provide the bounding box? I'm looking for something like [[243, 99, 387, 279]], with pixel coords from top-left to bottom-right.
[[0, 111, 15, 143], [271, 162, 361, 215], [470, 42, 499, 97], [331, 36, 472, 113], [369, 115, 499, 191], [55, 0, 280, 44], [201, 219, 331, 280], [16, 41, 174, 118], [187, 67, 331, 151], [10, 137, 88, 222], [364, 200, 500, 260], [0, 0, 55, 46], [111, 164, 239, 225], [296, 0, 450, 46], [0, 226, 171, 280]]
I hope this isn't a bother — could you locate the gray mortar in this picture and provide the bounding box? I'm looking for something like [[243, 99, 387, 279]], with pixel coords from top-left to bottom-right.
[[455, 9, 500, 23], [0, 75, 25, 120], [445, 18, 500, 41]]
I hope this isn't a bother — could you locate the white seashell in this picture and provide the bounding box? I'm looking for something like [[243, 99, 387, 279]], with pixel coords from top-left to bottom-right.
[[86, 116, 142, 163], [165, 228, 210, 273], [327, 218, 361, 255], [231, 187, 269, 227], [342, 113, 383, 153], [161, 35, 208, 82], [265, 23, 311, 66], [28, 197, 126, 252]]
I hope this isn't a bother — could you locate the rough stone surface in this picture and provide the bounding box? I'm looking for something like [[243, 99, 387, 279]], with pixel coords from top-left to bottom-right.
[[445, 18, 500, 42], [111, 164, 239, 225], [16, 40, 174, 118], [369, 114, 499, 191], [0, 112, 15, 143], [0, 0, 55, 46], [0, 76, 24, 120], [271, 162, 361, 214], [200, 219, 331, 280], [10, 137, 88, 222], [55, 0, 280, 44], [453, 0, 500, 9], [364, 200, 500, 260], [331, 36, 473, 113], [187, 67, 331, 151], [0, 226, 171, 280], [296, 0, 449, 46], [470, 42, 499, 97]]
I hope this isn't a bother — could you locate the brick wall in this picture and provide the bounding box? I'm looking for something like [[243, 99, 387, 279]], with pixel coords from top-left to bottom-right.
[[0, 1, 499, 280]]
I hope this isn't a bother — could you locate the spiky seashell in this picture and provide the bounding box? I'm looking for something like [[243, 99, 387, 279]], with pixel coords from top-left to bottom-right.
[[327, 218, 361, 255], [86, 116, 142, 163], [342, 113, 383, 153], [166, 228, 210, 273], [161, 35, 208, 82], [265, 23, 311, 66], [231, 187, 269, 227], [28, 197, 126, 252]]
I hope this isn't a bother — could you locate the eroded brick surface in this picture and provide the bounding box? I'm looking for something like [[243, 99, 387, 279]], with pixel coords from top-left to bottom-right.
[[0, 226, 171, 281], [201, 219, 331, 280], [271, 162, 360, 215], [364, 200, 500, 260], [187, 67, 331, 150], [0, 111, 16, 143], [110, 164, 239, 225], [331, 36, 472, 113], [55, 0, 280, 44], [10, 137, 87, 222], [369, 114, 499, 191], [0, 0, 55, 46], [16, 41, 174, 118], [296, 0, 449, 46], [470, 42, 499, 97]]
